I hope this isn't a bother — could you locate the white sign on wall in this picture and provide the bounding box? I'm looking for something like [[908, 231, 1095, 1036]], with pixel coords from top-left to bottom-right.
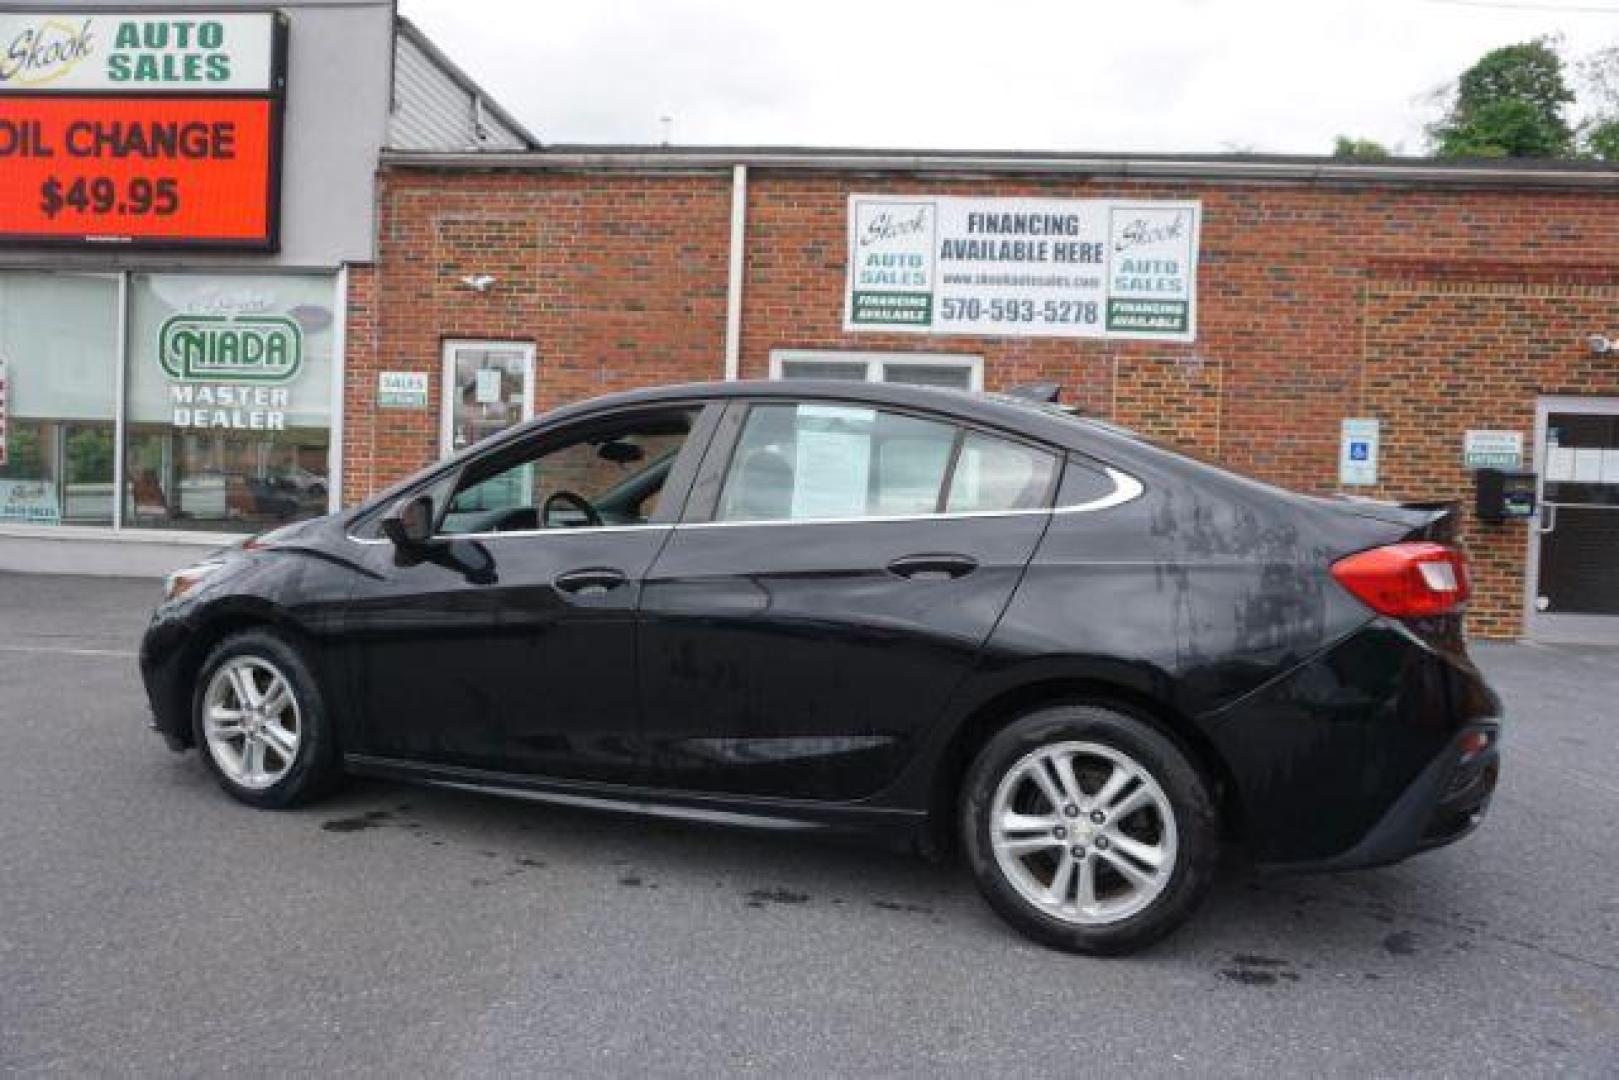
[[0, 478, 60, 524], [1340, 418, 1381, 487], [378, 371, 429, 409], [1462, 429, 1523, 470], [844, 194, 1201, 341], [0, 11, 276, 93]]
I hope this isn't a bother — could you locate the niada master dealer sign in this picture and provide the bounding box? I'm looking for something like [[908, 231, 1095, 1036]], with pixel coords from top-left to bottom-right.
[[845, 195, 1201, 341], [161, 314, 302, 430], [0, 10, 286, 248]]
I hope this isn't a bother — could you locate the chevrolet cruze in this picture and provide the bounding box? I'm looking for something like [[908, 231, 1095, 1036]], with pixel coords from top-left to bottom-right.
[[141, 380, 1501, 954]]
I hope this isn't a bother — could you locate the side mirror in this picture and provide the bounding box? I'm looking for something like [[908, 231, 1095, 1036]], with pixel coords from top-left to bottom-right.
[[381, 494, 435, 548], [597, 440, 644, 465]]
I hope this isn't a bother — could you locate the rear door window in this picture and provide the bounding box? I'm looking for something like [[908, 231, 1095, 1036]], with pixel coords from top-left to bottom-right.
[[714, 402, 1058, 522], [716, 404, 957, 522], [946, 432, 1058, 513]]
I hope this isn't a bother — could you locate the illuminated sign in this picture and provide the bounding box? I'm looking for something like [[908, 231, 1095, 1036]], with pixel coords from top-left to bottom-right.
[[0, 10, 285, 249]]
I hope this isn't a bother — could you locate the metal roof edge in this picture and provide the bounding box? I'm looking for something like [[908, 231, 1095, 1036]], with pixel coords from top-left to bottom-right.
[[377, 147, 1619, 189], [393, 17, 542, 150]]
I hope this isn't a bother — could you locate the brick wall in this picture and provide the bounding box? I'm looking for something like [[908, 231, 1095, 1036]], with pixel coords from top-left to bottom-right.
[[347, 164, 1619, 637], [343, 170, 731, 504]]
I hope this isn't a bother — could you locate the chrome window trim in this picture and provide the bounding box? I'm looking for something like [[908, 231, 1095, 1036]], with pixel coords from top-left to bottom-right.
[[345, 521, 670, 545], [684, 467, 1142, 529], [1056, 467, 1144, 514], [343, 467, 1143, 544]]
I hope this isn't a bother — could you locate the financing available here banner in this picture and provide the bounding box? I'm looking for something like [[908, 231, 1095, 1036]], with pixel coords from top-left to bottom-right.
[[844, 194, 1200, 342]]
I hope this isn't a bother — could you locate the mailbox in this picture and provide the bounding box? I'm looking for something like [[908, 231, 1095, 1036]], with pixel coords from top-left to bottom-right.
[[1475, 468, 1537, 523]]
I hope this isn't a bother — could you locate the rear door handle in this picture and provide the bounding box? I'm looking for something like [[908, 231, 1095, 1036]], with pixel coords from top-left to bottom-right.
[[887, 553, 978, 581], [553, 567, 628, 596]]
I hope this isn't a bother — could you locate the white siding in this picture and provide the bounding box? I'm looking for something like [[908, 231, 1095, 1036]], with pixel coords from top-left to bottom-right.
[[389, 30, 530, 151]]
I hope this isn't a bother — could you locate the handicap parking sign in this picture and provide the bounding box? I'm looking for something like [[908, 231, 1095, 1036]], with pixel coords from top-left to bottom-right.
[[1339, 419, 1380, 486]]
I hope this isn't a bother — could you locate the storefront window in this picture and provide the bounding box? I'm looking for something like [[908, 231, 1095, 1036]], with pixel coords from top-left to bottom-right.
[[125, 274, 335, 532], [770, 349, 983, 390], [0, 272, 119, 526]]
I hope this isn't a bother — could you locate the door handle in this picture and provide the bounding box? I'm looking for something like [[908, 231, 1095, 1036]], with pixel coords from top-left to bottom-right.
[[887, 553, 979, 581], [553, 568, 628, 596], [1538, 502, 1558, 535]]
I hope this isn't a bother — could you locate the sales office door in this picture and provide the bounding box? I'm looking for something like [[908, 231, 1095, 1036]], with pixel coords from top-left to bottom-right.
[[441, 341, 535, 457], [1528, 397, 1619, 644]]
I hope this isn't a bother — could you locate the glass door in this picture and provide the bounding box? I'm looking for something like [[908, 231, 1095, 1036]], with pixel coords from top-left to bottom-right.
[[440, 341, 535, 458], [1528, 397, 1619, 644]]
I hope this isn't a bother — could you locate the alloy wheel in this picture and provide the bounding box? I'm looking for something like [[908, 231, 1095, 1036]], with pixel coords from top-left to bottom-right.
[[989, 740, 1178, 926], [202, 656, 301, 790]]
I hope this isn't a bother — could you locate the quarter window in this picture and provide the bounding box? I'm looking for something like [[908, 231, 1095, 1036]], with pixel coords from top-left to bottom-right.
[[1056, 455, 1121, 506]]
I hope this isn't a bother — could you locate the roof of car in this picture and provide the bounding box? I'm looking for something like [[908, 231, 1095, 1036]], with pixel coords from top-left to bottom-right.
[[542, 378, 1105, 447], [348, 376, 1182, 523]]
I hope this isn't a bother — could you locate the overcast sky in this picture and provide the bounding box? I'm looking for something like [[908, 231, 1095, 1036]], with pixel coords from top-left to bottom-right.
[[399, 0, 1617, 155]]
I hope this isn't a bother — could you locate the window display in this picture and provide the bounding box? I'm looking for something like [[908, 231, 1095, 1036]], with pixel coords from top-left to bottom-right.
[[125, 273, 334, 532], [0, 269, 335, 534], [0, 272, 119, 526]]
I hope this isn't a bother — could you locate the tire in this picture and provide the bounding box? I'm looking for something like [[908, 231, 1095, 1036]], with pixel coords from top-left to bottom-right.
[[960, 704, 1218, 956], [191, 629, 341, 809]]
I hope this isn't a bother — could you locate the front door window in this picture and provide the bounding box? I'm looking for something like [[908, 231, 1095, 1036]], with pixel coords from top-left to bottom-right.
[[439, 408, 699, 536]]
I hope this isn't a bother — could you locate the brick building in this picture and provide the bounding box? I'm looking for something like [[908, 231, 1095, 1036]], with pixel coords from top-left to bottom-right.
[[0, 2, 533, 575], [3, 8, 1614, 642], [343, 149, 1619, 642]]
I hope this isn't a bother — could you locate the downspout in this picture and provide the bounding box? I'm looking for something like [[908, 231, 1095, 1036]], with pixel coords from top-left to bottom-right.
[[723, 164, 747, 381]]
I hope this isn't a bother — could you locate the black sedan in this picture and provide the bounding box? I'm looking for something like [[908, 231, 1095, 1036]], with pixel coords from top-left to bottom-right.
[[140, 380, 1501, 954]]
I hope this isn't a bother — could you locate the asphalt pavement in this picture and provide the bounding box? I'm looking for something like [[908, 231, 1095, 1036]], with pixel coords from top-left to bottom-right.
[[1, 571, 1616, 1077]]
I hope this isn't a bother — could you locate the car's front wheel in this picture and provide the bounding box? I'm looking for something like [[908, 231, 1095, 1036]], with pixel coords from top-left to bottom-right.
[[192, 630, 340, 808], [961, 704, 1218, 955]]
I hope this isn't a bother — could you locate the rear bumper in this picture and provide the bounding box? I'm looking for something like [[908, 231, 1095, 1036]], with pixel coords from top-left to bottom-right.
[[1206, 619, 1503, 867], [1263, 722, 1500, 873]]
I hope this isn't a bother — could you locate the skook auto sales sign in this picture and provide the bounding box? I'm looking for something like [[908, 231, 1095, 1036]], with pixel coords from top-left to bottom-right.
[[0, 10, 285, 248], [845, 194, 1201, 341]]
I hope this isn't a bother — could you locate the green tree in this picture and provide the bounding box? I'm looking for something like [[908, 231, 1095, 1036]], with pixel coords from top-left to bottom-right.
[[1583, 118, 1619, 161], [1429, 39, 1575, 159], [1332, 135, 1390, 160], [1577, 45, 1619, 161]]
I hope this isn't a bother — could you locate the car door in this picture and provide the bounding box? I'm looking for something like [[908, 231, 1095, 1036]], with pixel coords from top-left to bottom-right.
[[638, 397, 1059, 801], [343, 401, 718, 783]]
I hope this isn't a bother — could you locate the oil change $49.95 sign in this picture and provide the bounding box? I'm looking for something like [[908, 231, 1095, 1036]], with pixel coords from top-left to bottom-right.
[[0, 11, 283, 248]]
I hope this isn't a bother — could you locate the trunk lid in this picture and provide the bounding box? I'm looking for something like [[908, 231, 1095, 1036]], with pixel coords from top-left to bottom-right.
[[1311, 496, 1461, 544]]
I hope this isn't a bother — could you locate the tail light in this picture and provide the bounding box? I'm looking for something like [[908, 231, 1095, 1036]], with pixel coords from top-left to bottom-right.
[[1330, 541, 1471, 618]]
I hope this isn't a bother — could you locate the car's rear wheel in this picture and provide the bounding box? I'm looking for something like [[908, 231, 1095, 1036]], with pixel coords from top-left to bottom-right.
[[192, 630, 339, 808], [961, 704, 1218, 955]]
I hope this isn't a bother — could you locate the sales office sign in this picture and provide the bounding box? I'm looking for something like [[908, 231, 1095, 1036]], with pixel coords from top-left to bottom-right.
[[0, 10, 285, 248], [845, 194, 1201, 341]]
